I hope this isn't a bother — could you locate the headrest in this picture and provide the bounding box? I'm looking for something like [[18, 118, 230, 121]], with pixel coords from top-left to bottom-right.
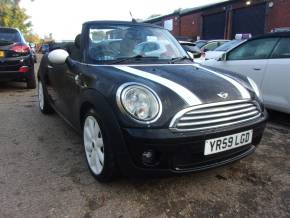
[[75, 34, 81, 49]]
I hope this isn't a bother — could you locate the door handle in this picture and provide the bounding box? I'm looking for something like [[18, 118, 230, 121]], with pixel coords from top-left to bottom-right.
[[253, 67, 261, 71]]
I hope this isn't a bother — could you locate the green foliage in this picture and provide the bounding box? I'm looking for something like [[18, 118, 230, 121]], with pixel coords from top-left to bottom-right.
[[0, 0, 32, 35]]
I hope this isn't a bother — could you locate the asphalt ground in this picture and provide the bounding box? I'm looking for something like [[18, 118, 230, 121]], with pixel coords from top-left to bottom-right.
[[0, 58, 289, 218]]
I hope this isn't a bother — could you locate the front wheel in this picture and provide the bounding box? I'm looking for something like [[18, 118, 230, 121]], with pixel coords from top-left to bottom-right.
[[38, 80, 54, 114], [83, 109, 117, 182]]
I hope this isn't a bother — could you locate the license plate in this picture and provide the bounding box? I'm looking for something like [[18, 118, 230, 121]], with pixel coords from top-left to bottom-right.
[[204, 130, 253, 155], [0, 51, 4, 58]]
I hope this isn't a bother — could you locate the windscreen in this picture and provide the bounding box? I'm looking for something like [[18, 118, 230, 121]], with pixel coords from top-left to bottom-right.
[[214, 40, 242, 52], [195, 41, 207, 48], [88, 24, 187, 62]]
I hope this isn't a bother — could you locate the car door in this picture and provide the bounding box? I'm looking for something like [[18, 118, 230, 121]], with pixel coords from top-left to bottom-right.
[[46, 56, 81, 123], [261, 37, 290, 113], [46, 61, 68, 115], [205, 38, 279, 87]]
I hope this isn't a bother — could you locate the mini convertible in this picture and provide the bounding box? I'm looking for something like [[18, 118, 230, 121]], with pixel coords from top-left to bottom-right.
[[38, 21, 267, 182]]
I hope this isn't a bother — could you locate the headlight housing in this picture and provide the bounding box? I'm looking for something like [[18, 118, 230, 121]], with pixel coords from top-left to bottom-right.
[[247, 77, 262, 100], [116, 83, 162, 123]]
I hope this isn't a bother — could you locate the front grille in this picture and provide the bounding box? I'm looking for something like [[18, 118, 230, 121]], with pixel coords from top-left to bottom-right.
[[170, 100, 262, 132]]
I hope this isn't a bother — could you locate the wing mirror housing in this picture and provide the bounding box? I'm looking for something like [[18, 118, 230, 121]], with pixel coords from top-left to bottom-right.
[[48, 49, 69, 65], [186, 51, 194, 60], [218, 53, 227, 61]]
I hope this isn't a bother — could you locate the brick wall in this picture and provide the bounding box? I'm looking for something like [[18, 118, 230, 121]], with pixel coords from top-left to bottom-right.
[[180, 13, 202, 40], [147, 0, 290, 39], [266, 0, 290, 32]]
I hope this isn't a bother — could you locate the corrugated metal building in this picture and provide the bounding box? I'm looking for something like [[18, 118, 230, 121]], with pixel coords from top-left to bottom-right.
[[145, 0, 290, 40]]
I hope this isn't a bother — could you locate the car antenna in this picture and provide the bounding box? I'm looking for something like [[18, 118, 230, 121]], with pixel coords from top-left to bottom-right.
[[129, 11, 137, 23]]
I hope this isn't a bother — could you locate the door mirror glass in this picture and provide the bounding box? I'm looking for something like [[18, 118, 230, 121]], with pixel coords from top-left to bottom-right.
[[48, 49, 69, 65]]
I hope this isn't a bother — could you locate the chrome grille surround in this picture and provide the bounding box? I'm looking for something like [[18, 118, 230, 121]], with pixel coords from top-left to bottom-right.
[[169, 100, 262, 132]]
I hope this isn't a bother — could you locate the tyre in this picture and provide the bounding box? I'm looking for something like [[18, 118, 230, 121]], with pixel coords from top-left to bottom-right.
[[83, 109, 117, 182], [38, 80, 54, 114], [26, 71, 36, 89]]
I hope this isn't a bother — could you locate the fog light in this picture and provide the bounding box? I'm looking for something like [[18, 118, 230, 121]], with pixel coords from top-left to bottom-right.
[[142, 150, 156, 165]]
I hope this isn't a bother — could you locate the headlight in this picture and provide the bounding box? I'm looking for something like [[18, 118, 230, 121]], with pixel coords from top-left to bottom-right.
[[247, 77, 262, 100], [116, 83, 162, 123]]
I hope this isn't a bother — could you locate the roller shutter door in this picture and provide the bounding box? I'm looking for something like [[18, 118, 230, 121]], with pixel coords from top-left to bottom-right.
[[231, 3, 266, 38], [202, 12, 226, 40]]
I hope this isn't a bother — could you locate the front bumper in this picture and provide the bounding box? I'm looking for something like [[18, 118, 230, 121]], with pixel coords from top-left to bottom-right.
[[116, 114, 267, 176]]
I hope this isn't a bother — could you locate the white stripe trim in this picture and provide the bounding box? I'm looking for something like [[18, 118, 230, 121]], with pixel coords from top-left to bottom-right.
[[75, 61, 198, 67], [193, 64, 251, 99], [114, 66, 202, 106]]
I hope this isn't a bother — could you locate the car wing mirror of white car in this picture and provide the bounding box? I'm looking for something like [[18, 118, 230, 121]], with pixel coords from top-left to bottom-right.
[[218, 53, 227, 62], [48, 49, 69, 65], [186, 51, 194, 59]]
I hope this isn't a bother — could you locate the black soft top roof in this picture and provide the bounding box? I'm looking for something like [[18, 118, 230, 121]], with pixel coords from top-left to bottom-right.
[[83, 20, 164, 29]]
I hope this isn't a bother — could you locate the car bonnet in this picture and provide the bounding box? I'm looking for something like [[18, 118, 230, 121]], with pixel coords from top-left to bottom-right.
[[111, 64, 251, 106]]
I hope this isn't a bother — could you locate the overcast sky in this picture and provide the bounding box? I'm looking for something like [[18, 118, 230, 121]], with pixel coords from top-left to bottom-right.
[[20, 0, 225, 40]]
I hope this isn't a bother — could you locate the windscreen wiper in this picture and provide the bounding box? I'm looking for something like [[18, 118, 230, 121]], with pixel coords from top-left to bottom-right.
[[170, 56, 192, 64], [112, 55, 159, 64]]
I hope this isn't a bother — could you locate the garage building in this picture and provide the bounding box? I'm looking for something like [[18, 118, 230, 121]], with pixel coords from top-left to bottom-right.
[[145, 0, 290, 40]]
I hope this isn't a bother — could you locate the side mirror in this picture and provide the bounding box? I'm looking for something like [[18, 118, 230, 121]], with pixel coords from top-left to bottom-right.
[[219, 53, 227, 61], [186, 51, 194, 59], [48, 49, 69, 65]]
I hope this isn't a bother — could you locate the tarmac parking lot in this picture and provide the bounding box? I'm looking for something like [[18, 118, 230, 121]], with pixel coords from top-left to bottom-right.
[[0, 59, 289, 218]]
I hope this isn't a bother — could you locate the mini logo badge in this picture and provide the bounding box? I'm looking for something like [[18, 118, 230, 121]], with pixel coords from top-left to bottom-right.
[[217, 92, 229, 99]]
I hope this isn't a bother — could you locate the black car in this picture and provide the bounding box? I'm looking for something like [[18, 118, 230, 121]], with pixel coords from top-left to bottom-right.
[[0, 27, 36, 88], [178, 41, 203, 58], [38, 21, 267, 182]]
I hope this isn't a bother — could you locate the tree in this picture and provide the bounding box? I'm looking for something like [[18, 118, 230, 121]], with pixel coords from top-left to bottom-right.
[[25, 32, 40, 43], [0, 0, 33, 35]]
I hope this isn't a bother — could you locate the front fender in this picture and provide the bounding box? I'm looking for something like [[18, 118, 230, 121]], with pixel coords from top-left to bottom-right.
[[78, 89, 128, 157]]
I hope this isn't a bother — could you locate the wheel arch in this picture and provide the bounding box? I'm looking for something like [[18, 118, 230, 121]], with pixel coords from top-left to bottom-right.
[[78, 89, 127, 156]]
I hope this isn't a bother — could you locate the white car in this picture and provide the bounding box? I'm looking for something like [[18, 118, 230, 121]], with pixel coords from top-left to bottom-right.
[[204, 40, 244, 61], [203, 32, 290, 114], [195, 40, 237, 63]]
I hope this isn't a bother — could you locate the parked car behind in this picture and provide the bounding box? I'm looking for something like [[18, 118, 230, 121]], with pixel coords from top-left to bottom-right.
[[203, 40, 244, 61], [195, 39, 230, 52], [0, 27, 36, 88], [179, 41, 202, 59], [38, 21, 267, 182], [271, 27, 290, 33], [204, 32, 290, 114], [41, 44, 50, 54]]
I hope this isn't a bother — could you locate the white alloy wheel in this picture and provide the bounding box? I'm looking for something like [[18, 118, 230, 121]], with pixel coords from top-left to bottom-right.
[[38, 81, 44, 110], [83, 116, 105, 175]]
